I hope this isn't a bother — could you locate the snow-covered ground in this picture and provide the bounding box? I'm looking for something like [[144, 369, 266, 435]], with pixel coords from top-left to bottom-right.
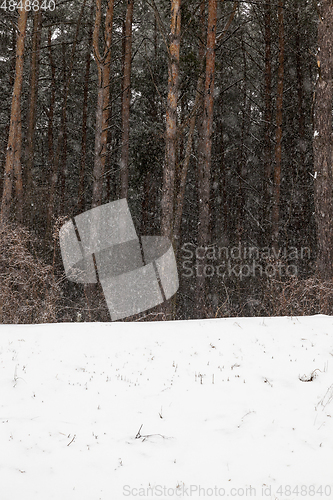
[[0, 315, 332, 500]]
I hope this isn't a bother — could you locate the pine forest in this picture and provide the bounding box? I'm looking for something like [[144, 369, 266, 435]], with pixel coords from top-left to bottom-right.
[[1, 0, 333, 323]]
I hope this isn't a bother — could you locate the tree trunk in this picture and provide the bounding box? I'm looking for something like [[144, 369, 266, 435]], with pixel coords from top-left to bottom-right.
[[272, 0, 284, 252], [120, 0, 134, 199], [196, 0, 217, 318], [46, 28, 56, 234], [216, 91, 227, 238], [1, 3, 28, 223], [59, 41, 68, 214], [263, 0, 272, 241], [87, 0, 114, 321], [237, 36, 247, 243], [295, 11, 305, 166], [78, 0, 94, 214], [161, 0, 181, 238], [173, 74, 203, 249], [47, 38, 67, 228], [92, 0, 114, 209], [173, 0, 205, 251], [46, 1, 87, 229], [313, 0, 333, 278], [0, 27, 17, 200], [293, 6, 310, 241], [14, 104, 23, 223], [25, 4, 42, 211], [140, 15, 159, 236]]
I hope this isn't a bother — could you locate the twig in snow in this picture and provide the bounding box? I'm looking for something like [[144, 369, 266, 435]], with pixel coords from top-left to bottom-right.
[[299, 368, 322, 382], [135, 424, 168, 441], [135, 424, 143, 439], [67, 434, 76, 446]]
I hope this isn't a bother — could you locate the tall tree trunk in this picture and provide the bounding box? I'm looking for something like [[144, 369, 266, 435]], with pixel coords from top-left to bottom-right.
[[272, 0, 284, 252], [14, 105, 23, 223], [59, 41, 68, 214], [173, 74, 203, 249], [120, 0, 134, 199], [295, 11, 305, 168], [87, 0, 114, 321], [293, 6, 309, 241], [196, 0, 217, 318], [216, 92, 227, 238], [92, 0, 114, 209], [47, 38, 67, 228], [46, 1, 87, 231], [313, 0, 333, 278], [78, 1, 94, 214], [141, 16, 159, 235], [25, 4, 42, 211], [263, 0, 272, 241], [0, 27, 17, 200], [209, 1, 237, 247], [237, 36, 247, 243], [1, 3, 28, 223], [46, 28, 57, 234], [173, 0, 205, 251], [161, 0, 181, 238]]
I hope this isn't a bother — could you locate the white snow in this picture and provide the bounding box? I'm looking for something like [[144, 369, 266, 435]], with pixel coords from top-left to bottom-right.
[[51, 28, 61, 41], [0, 315, 332, 500]]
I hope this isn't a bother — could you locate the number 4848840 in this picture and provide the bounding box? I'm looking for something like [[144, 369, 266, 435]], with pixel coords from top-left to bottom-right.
[[0, 0, 55, 10]]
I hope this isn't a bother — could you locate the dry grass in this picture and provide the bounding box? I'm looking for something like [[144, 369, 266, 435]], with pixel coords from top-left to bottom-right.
[[261, 275, 333, 317], [0, 222, 62, 323]]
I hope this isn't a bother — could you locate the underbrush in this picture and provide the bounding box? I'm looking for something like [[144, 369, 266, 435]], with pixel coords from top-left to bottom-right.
[[212, 273, 333, 319], [260, 275, 333, 317], [0, 222, 331, 323], [0, 222, 62, 323]]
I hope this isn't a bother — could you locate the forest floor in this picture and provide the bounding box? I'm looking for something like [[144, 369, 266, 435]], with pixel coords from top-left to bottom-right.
[[0, 316, 332, 500]]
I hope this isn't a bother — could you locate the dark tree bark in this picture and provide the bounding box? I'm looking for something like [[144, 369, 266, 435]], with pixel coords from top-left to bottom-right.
[[1, 3, 28, 222], [14, 104, 23, 223], [313, 0, 333, 278], [263, 0, 272, 240], [141, 15, 159, 236], [196, 0, 217, 317], [86, 0, 115, 321], [161, 0, 181, 238], [237, 36, 247, 243], [120, 0, 134, 199], [92, 0, 115, 209], [78, 0, 94, 214], [173, 74, 203, 250], [210, 2, 237, 246], [173, 0, 205, 251], [59, 41, 68, 214], [47, 1, 87, 231], [295, 12, 305, 167], [214, 91, 227, 239], [272, 0, 284, 252], [46, 28, 57, 234], [292, 6, 310, 240], [25, 4, 42, 209]]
